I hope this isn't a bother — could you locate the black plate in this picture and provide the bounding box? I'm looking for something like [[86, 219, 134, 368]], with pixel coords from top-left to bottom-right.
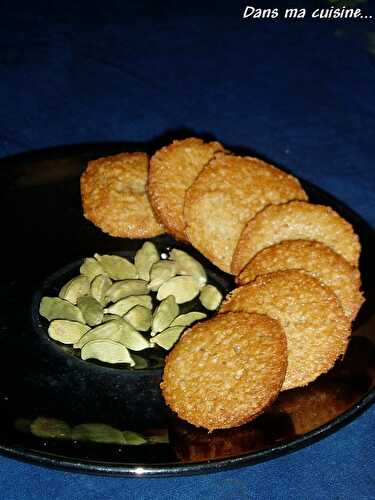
[[0, 143, 374, 477]]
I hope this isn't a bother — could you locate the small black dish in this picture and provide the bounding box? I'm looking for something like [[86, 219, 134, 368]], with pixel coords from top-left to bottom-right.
[[30, 244, 233, 427]]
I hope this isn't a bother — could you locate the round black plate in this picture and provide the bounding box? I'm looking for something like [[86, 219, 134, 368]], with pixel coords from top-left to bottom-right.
[[0, 143, 374, 477]]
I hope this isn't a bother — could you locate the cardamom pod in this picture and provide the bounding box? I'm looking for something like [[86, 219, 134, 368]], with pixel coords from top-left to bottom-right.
[[199, 284, 223, 310], [134, 241, 159, 281], [148, 260, 177, 291], [170, 248, 207, 287], [170, 311, 207, 327], [123, 305, 152, 331], [81, 339, 135, 365], [39, 297, 85, 323], [151, 295, 179, 335], [95, 254, 138, 280], [151, 326, 185, 350], [77, 295, 104, 326], [156, 276, 200, 304], [105, 295, 153, 316], [90, 274, 112, 306], [106, 279, 148, 303], [48, 320, 90, 344], [80, 257, 105, 282], [59, 275, 90, 304]]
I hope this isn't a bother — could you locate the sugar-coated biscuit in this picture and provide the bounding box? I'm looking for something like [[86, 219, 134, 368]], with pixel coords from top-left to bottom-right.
[[161, 312, 287, 431], [236, 240, 364, 321], [232, 201, 361, 274], [148, 138, 225, 240], [184, 153, 307, 273], [81, 152, 164, 238], [220, 270, 351, 391]]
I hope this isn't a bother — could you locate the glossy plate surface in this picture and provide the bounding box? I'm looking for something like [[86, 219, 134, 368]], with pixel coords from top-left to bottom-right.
[[0, 143, 374, 476]]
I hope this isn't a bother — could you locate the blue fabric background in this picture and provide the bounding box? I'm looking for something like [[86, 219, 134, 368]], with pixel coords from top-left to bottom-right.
[[1, 1, 374, 498]]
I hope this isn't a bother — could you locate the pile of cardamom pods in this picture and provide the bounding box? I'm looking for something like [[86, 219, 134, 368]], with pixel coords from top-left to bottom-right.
[[39, 242, 222, 368]]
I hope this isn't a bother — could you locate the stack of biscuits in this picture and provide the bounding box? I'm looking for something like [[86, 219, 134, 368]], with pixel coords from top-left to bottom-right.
[[80, 137, 364, 431]]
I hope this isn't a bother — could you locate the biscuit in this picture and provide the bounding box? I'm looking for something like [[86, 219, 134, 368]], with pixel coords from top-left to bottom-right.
[[148, 138, 225, 240], [220, 270, 351, 391], [231, 201, 361, 274], [161, 312, 287, 431], [80, 152, 164, 238], [237, 240, 364, 321], [184, 153, 307, 273]]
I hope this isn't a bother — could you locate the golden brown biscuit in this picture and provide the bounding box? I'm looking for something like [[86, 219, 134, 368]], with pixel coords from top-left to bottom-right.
[[148, 138, 225, 240], [161, 312, 287, 431], [184, 153, 307, 273], [236, 240, 364, 321], [80, 152, 164, 238], [232, 201, 361, 274], [220, 270, 351, 391]]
